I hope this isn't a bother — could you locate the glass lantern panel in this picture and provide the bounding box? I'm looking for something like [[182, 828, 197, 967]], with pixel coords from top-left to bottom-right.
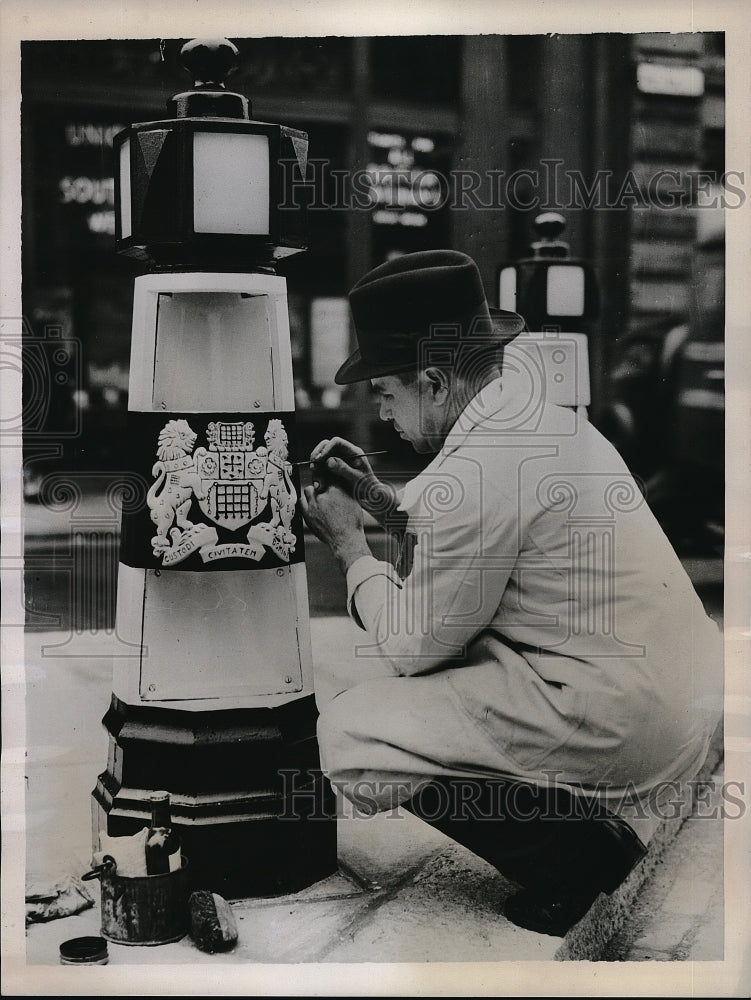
[[193, 131, 270, 235], [547, 264, 585, 317], [498, 266, 517, 311], [119, 137, 132, 239]]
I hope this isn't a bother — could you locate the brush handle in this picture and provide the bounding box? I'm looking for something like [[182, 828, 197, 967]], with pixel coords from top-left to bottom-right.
[[292, 450, 387, 468]]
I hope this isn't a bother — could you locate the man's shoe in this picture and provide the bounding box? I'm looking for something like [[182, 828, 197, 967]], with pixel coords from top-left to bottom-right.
[[502, 817, 648, 937], [503, 885, 601, 937], [595, 816, 648, 893]]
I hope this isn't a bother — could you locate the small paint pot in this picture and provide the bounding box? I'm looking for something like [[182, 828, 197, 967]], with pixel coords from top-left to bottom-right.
[[59, 935, 109, 965]]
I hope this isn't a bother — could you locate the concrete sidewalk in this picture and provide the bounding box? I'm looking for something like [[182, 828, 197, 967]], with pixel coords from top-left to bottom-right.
[[12, 615, 727, 975]]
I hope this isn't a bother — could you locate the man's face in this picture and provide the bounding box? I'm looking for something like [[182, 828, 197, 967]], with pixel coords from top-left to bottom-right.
[[370, 374, 442, 454]]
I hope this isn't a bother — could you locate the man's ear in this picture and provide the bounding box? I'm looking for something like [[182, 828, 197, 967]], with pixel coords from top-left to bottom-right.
[[423, 367, 451, 402]]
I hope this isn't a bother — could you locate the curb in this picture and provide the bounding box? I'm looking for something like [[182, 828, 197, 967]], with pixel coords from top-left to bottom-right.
[[555, 725, 724, 961]]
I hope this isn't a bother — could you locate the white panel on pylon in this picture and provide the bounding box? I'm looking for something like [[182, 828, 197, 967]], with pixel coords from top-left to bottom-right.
[[138, 565, 304, 701], [152, 292, 275, 412]]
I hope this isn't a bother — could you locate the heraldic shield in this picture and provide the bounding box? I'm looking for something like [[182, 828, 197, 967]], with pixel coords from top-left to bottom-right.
[[196, 420, 266, 531]]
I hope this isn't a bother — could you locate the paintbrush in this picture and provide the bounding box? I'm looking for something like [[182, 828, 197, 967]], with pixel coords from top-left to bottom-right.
[[291, 450, 388, 468]]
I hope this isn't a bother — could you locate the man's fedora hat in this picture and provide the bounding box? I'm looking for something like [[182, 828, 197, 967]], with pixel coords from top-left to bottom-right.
[[334, 249, 527, 385]]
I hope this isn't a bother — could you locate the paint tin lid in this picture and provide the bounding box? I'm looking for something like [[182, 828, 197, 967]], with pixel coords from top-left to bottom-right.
[[59, 935, 109, 965]]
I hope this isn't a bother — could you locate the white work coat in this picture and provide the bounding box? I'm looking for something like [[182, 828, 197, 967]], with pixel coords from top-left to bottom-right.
[[318, 378, 722, 839]]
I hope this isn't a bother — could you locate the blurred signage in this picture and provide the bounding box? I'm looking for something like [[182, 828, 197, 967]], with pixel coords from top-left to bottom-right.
[[366, 129, 451, 261], [59, 120, 125, 234], [59, 175, 116, 234], [636, 63, 705, 97], [367, 130, 446, 228], [30, 108, 124, 260], [27, 105, 135, 382], [65, 122, 126, 147]]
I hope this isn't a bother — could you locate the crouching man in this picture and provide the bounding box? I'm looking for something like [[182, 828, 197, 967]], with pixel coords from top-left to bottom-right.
[[301, 250, 722, 936]]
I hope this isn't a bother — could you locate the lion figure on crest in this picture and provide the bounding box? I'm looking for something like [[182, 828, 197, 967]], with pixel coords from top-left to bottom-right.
[[262, 419, 297, 546], [147, 419, 207, 554]]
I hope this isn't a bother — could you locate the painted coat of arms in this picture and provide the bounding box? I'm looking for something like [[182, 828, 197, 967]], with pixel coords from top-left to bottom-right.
[[146, 417, 297, 566]]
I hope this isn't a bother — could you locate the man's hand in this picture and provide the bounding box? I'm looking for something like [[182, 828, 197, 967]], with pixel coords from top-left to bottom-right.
[[300, 482, 371, 575], [310, 437, 398, 526]]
